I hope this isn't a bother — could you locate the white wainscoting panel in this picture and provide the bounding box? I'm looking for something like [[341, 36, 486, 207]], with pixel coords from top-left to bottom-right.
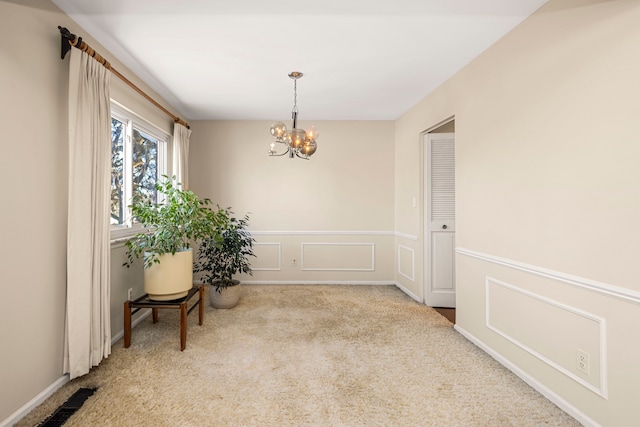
[[397, 245, 415, 282], [301, 243, 375, 271], [486, 277, 608, 398]]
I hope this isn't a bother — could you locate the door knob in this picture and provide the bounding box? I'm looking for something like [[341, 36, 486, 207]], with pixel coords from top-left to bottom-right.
[[442, 225, 447, 230]]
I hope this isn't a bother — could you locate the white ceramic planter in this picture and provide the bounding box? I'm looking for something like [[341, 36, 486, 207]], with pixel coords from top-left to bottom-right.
[[144, 249, 193, 301], [210, 280, 241, 309]]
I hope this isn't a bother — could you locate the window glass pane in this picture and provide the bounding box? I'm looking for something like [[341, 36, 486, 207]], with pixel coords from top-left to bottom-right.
[[132, 128, 158, 208], [111, 118, 125, 225], [110, 104, 167, 238]]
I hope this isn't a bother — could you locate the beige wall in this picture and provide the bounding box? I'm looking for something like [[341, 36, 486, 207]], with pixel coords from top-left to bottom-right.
[[189, 120, 396, 284], [0, 2, 68, 421], [395, 0, 640, 424], [0, 1, 180, 422]]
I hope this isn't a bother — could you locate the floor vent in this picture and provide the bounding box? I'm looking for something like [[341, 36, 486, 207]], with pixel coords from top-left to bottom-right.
[[38, 387, 97, 426]]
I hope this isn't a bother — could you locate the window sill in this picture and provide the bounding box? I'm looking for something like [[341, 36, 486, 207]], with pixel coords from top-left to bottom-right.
[[110, 236, 129, 248]]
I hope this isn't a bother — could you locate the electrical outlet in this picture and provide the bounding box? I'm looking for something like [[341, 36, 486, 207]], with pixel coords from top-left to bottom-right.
[[127, 288, 133, 301], [292, 258, 297, 267], [577, 349, 590, 375]]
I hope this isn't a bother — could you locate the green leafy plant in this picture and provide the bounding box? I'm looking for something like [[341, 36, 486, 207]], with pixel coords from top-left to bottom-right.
[[123, 176, 227, 269], [194, 208, 256, 292]]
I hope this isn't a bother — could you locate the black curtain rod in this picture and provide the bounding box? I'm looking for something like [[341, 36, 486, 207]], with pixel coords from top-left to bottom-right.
[[57, 26, 189, 129]]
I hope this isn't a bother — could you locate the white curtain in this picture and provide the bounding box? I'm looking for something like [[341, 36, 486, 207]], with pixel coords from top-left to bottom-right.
[[172, 122, 191, 188], [64, 49, 112, 379]]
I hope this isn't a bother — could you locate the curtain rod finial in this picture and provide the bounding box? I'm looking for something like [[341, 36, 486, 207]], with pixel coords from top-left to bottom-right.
[[58, 26, 75, 60]]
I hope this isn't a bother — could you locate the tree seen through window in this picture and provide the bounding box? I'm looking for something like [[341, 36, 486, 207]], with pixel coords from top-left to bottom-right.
[[110, 111, 165, 231]]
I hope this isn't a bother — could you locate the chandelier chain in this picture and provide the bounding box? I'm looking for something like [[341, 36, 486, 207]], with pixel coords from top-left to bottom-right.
[[291, 79, 299, 115]]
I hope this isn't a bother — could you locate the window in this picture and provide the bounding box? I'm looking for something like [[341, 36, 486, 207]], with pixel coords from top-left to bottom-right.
[[110, 103, 167, 240]]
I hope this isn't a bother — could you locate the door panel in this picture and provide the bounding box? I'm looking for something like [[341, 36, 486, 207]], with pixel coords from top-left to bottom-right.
[[431, 231, 456, 306]]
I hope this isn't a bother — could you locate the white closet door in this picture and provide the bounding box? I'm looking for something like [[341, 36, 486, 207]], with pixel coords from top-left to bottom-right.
[[425, 132, 455, 307]]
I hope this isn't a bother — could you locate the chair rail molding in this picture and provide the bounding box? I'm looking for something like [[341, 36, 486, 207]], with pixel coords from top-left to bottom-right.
[[250, 230, 395, 236], [457, 248, 640, 305]]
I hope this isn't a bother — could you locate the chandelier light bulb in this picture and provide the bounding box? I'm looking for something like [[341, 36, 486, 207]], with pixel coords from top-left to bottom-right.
[[306, 125, 319, 141], [290, 128, 307, 148], [303, 140, 317, 157], [270, 122, 287, 140]]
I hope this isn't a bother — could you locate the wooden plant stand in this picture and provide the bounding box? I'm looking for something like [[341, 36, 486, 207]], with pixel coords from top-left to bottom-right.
[[124, 285, 204, 351]]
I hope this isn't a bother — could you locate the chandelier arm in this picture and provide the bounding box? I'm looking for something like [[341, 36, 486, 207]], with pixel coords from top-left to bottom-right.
[[269, 146, 291, 157], [294, 150, 310, 160], [270, 151, 289, 157]]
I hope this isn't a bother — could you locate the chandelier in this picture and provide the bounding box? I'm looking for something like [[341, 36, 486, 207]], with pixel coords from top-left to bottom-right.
[[269, 72, 318, 159]]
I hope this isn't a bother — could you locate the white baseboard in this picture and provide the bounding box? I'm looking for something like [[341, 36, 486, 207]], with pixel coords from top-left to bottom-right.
[[1, 310, 153, 427], [111, 308, 152, 346], [454, 325, 601, 427], [206, 280, 397, 286], [198, 280, 422, 304], [0, 375, 69, 427], [394, 281, 422, 303]]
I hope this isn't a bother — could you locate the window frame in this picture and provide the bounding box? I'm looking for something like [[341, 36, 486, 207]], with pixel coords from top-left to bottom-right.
[[110, 102, 169, 242]]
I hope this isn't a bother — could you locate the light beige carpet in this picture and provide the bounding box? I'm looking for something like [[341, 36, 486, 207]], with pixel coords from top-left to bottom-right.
[[18, 285, 580, 426]]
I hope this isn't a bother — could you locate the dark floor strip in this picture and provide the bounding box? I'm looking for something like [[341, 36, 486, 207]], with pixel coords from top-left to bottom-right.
[[38, 387, 97, 427]]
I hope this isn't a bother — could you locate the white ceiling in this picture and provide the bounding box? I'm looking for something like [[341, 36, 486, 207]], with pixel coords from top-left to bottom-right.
[[53, 0, 549, 121]]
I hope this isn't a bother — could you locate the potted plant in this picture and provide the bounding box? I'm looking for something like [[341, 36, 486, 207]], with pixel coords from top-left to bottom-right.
[[194, 208, 255, 308], [123, 176, 227, 301]]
